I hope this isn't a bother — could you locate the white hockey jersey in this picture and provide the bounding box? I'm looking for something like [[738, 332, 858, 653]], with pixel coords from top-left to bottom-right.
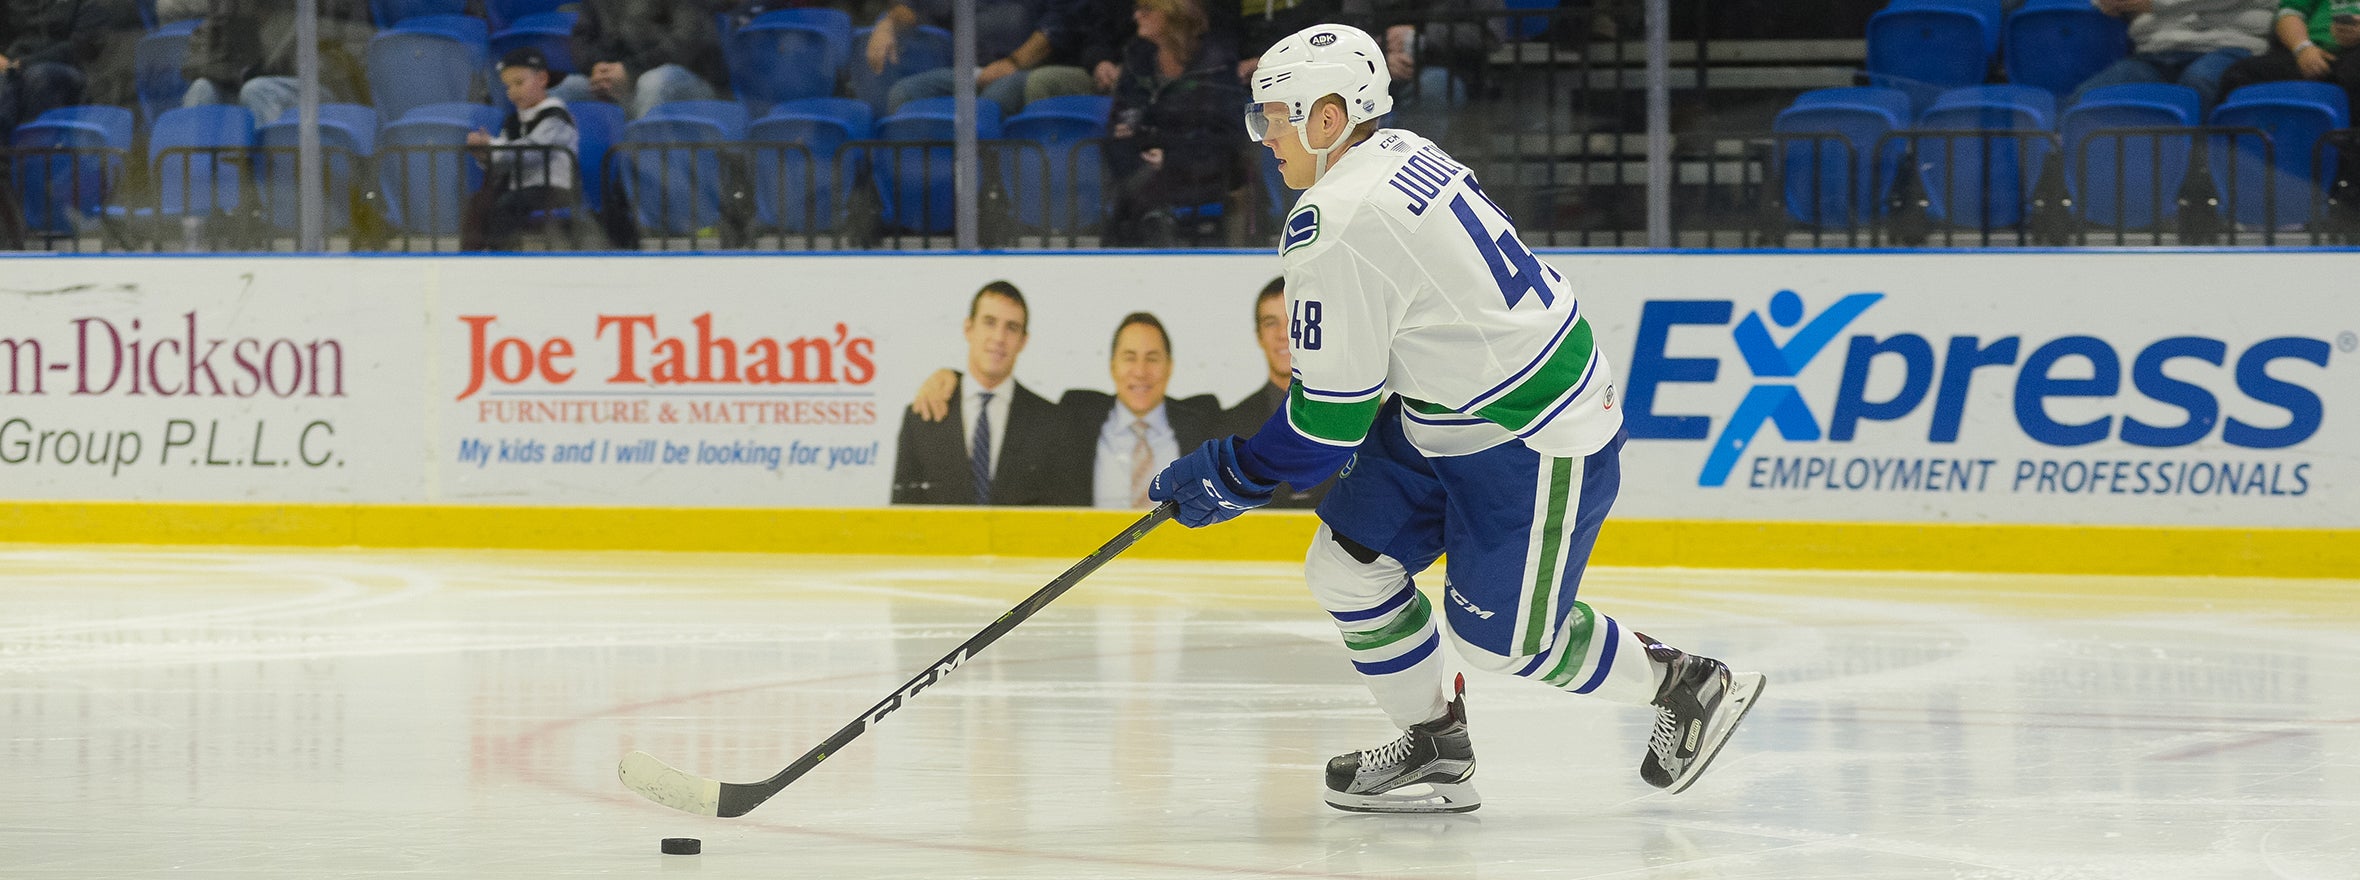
[[1243, 129, 1621, 485]]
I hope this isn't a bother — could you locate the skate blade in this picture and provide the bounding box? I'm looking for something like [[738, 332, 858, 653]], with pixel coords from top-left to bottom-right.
[[1324, 781, 1482, 814], [1667, 672, 1766, 795]]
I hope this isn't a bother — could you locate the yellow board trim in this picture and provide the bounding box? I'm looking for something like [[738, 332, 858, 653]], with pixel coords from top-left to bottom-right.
[[0, 501, 2352, 579]]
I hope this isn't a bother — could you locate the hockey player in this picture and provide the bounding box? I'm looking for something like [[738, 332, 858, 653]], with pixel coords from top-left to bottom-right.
[[1149, 24, 1764, 813]]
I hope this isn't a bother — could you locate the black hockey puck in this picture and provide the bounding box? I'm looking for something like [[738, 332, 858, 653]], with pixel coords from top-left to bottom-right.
[[660, 837, 701, 855]]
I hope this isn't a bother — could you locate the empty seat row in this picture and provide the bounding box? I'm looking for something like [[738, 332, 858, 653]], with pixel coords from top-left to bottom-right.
[[1868, 0, 2131, 109], [1774, 81, 2352, 231]]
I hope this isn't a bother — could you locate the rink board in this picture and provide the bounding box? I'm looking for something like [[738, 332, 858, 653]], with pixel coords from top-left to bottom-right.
[[0, 251, 2352, 575]]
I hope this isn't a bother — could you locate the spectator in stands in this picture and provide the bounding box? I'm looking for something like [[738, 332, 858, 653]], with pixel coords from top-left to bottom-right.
[[1022, 0, 1130, 101], [1104, 0, 1248, 245], [869, 0, 1079, 115], [2069, 0, 2274, 116], [1241, 0, 1329, 81], [1359, 0, 1501, 132], [180, 0, 375, 127], [556, 0, 728, 119], [2218, 0, 2360, 112], [2, 0, 143, 133], [464, 47, 579, 251], [1034, 0, 1242, 98]]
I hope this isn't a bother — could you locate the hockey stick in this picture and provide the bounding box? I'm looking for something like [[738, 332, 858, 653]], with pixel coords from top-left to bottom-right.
[[619, 500, 1178, 818]]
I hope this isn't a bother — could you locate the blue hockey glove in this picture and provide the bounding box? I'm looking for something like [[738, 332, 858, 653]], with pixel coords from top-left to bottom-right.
[[1149, 437, 1279, 528]]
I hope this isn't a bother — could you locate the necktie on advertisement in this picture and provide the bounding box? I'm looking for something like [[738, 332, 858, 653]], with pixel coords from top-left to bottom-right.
[[1128, 420, 1153, 508], [972, 392, 995, 504]]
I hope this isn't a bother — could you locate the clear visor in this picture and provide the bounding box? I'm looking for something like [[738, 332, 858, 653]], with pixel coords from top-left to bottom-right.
[[1243, 102, 1294, 143]]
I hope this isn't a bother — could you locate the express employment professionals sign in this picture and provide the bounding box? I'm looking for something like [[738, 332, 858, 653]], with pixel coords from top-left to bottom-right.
[[1567, 252, 2353, 528]]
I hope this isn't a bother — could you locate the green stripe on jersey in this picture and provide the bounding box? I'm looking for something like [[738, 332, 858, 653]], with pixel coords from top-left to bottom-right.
[[1342, 590, 1434, 651], [1474, 317, 1596, 432], [1521, 457, 1576, 655], [1541, 601, 1600, 687], [1396, 318, 1598, 433], [1287, 381, 1384, 444]]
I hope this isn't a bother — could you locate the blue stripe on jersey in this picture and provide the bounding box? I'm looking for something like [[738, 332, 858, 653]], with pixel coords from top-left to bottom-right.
[[1403, 408, 1486, 426], [1291, 371, 1387, 401], [1331, 583, 1418, 623], [1465, 305, 1582, 412], [1514, 652, 1549, 677], [1569, 617, 1621, 694], [1351, 631, 1442, 676]]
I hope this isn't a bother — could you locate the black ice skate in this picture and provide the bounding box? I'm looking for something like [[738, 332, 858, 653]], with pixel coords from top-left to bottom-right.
[[1637, 633, 1766, 794], [1324, 675, 1480, 813]]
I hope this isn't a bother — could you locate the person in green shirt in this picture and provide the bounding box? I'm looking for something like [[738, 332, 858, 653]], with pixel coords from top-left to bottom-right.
[[2218, 0, 2360, 110]]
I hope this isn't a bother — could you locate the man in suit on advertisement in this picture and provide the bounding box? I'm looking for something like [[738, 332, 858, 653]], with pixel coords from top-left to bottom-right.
[[1057, 312, 1223, 509], [890, 281, 1073, 505], [1220, 277, 1329, 508]]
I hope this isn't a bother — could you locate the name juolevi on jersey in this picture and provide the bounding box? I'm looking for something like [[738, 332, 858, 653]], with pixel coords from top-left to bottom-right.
[[1277, 129, 1621, 460]]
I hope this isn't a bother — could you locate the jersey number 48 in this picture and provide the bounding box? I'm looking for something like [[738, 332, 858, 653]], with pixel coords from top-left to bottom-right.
[[1290, 299, 1323, 351]]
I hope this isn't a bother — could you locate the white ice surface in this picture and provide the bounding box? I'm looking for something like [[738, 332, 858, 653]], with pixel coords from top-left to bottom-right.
[[2, 546, 2356, 879]]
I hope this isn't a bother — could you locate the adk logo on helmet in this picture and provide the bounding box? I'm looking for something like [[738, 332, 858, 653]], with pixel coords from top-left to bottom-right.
[[1623, 289, 2333, 492], [1309, 32, 1338, 46]]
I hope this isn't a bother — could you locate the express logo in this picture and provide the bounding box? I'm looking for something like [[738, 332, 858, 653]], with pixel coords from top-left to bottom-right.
[[1624, 290, 2335, 489]]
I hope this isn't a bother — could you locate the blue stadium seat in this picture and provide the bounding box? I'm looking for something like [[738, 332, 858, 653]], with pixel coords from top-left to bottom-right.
[[403, 101, 504, 133], [149, 105, 255, 218], [486, 0, 567, 31], [395, 14, 492, 63], [893, 97, 1003, 135], [871, 109, 953, 234], [491, 11, 578, 75], [752, 8, 853, 67], [728, 21, 840, 112], [1500, 0, 1559, 40], [372, 0, 466, 27], [368, 31, 483, 124], [617, 115, 737, 236], [1771, 87, 1914, 227], [1914, 85, 2058, 228], [1890, 0, 2002, 49], [849, 25, 951, 117], [11, 110, 131, 234], [376, 118, 479, 235], [134, 22, 196, 128], [1018, 94, 1111, 121], [571, 100, 625, 212], [2061, 83, 2199, 230], [2004, 0, 2129, 97], [1001, 105, 1108, 232], [1866, 0, 1998, 114], [35, 105, 135, 149], [750, 98, 872, 232], [643, 100, 749, 140], [2209, 81, 2349, 228], [258, 106, 377, 232]]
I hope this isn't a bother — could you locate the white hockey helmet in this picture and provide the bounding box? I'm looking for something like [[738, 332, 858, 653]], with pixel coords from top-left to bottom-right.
[[1245, 24, 1392, 178]]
